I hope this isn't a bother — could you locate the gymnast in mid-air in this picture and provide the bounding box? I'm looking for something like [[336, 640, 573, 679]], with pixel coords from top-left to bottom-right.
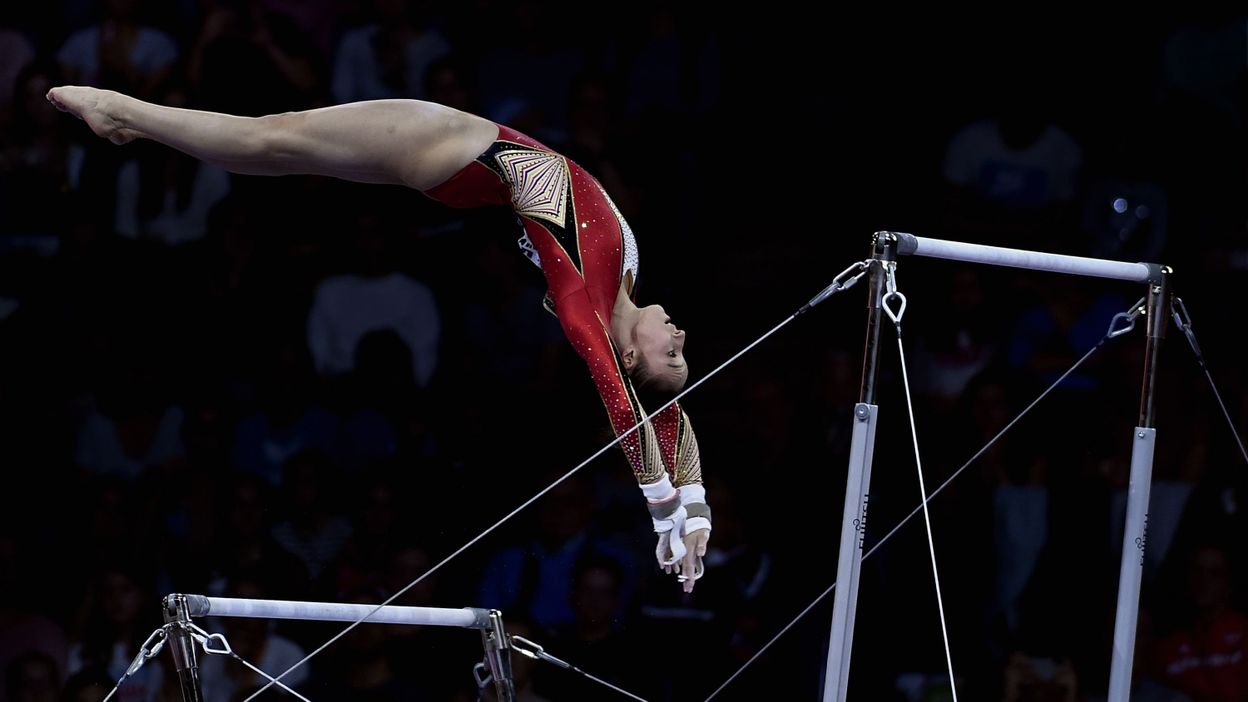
[[47, 85, 712, 591]]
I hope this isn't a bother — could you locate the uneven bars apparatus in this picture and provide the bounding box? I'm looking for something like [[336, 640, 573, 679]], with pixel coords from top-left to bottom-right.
[[160, 594, 516, 701], [823, 232, 1168, 702]]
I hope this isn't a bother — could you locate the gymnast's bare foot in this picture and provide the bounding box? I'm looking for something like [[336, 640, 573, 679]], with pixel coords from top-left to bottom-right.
[[46, 86, 141, 145]]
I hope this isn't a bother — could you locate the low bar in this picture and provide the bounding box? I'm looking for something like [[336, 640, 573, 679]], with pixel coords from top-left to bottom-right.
[[181, 595, 492, 630], [890, 231, 1156, 283]]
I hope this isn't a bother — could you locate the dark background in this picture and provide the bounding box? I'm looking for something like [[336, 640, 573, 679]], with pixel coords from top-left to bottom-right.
[[1, 2, 1245, 701]]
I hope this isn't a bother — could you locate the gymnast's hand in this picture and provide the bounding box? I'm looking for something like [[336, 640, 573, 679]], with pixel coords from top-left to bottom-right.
[[644, 477, 712, 593], [681, 528, 710, 594], [660, 527, 710, 594]]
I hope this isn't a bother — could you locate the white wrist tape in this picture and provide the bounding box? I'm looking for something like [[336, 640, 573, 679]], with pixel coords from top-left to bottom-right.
[[678, 483, 705, 506], [677, 483, 711, 536], [642, 476, 679, 533], [643, 479, 712, 581], [684, 516, 712, 534], [640, 474, 677, 502]]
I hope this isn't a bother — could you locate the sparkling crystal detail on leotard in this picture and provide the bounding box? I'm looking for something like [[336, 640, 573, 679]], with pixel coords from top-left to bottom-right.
[[598, 183, 639, 286]]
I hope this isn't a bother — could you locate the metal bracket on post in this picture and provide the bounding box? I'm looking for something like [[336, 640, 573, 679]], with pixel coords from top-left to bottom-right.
[[162, 594, 204, 702], [478, 610, 516, 702]]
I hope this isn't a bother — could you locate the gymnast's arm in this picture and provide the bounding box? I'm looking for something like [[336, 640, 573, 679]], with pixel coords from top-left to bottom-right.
[[645, 401, 712, 592], [551, 287, 710, 591]]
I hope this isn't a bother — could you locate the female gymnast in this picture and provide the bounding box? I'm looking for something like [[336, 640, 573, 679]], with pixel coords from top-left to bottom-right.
[[47, 86, 711, 592]]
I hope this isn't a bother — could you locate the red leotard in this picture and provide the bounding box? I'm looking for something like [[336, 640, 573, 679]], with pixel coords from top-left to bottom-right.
[[425, 125, 701, 488]]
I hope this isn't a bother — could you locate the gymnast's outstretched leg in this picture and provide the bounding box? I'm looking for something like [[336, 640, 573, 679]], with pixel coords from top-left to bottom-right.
[[46, 86, 498, 191]]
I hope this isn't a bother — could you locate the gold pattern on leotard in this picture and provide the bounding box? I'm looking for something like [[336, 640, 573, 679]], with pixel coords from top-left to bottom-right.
[[494, 150, 570, 228]]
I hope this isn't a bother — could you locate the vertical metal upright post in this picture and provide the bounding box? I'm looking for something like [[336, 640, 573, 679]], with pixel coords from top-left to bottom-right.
[[823, 232, 897, 701], [1108, 269, 1170, 701]]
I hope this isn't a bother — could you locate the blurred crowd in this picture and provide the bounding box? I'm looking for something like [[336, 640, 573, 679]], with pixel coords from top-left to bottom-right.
[[1, 2, 1245, 700]]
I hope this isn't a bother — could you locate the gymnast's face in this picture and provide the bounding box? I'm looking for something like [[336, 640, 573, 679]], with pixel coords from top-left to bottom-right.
[[632, 304, 688, 391]]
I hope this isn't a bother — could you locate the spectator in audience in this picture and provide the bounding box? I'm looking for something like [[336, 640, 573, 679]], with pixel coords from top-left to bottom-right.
[[0, 63, 84, 235], [422, 54, 474, 114], [330, 471, 405, 596], [474, 0, 583, 134], [0, 18, 34, 120], [1001, 650, 1079, 702], [537, 552, 641, 701], [910, 268, 1003, 412], [332, 0, 450, 104], [459, 238, 562, 394], [624, 2, 721, 122], [114, 81, 231, 245], [74, 357, 185, 482], [232, 338, 339, 487], [338, 331, 417, 469], [60, 669, 114, 702], [270, 451, 354, 586], [1081, 610, 1193, 702], [55, 0, 177, 98], [1004, 277, 1131, 395], [380, 545, 474, 701], [305, 585, 428, 701], [66, 566, 163, 702], [189, 0, 322, 116], [941, 60, 1084, 249], [5, 651, 59, 702], [200, 577, 309, 702], [205, 473, 307, 599], [478, 472, 634, 631], [307, 200, 441, 388], [0, 533, 69, 693], [1150, 543, 1248, 702]]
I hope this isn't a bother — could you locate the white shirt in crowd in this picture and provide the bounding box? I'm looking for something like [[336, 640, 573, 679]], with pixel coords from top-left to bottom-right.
[[115, 160, 231, 244], [56, 25, 177, 87], [331, 25, 450, 103], [199, 632, 308, 702], [74, 407, 185, 481], [307, 272, 441, 387], [943, 119, 1083, 207]]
